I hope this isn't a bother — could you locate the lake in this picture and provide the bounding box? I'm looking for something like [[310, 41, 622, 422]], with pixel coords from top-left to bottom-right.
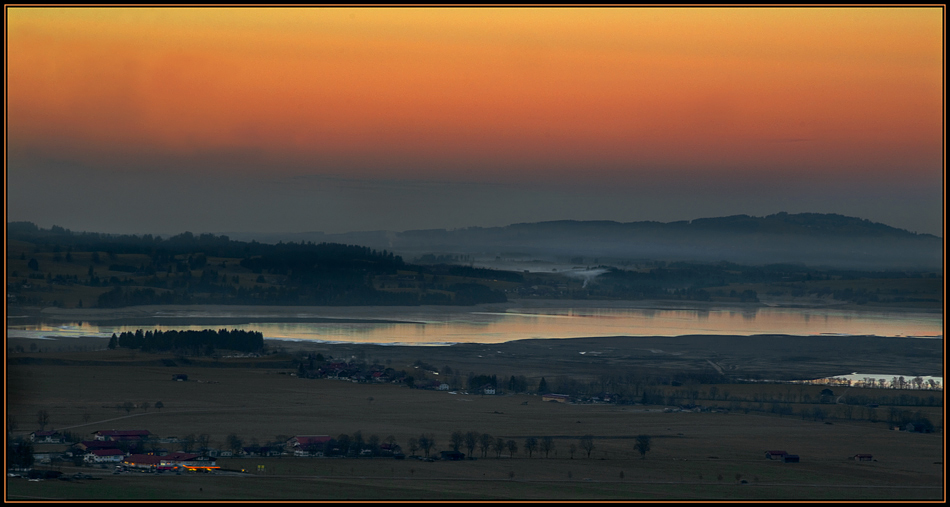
[[6, 301, 943, 346]]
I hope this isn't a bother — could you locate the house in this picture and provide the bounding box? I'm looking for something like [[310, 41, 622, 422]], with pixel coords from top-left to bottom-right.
[[93, 430, 152, 442], [75, 440, 119, 452], [440, 450, 465, 461], [30, 430, 63, 443], [123, 454, 163, 469], [162, 452, 218, 470], [765, 450, 788, 460], [172, 374, 188, 381], [242, 446, 282, 457], [854, 454, 873, 461], [85, 448, 125, 464], [438, 383, 450, 391], [482, 386, 496, 395], [286, 435, 332, 456], [542, 394, 570, 403], [379, 443, 401, 456], [782, 454, 800, 463]]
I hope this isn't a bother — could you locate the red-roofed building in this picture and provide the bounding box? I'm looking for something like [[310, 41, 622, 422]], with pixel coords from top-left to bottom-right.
[[124, 454, 162, 469], [287, 435, 332, 456], [85, 448, 125, 463], [75, 440, 119, 452]]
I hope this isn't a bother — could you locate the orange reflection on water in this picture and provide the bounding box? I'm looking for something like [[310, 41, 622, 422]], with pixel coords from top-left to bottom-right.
[[8, 307, 942, 345]]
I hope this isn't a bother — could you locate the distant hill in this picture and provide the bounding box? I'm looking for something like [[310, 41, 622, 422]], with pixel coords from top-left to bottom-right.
[[223, 213, 942, 270]]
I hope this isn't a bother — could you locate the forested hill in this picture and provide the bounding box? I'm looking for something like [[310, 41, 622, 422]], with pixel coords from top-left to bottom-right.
[[5, 223, 509, 308], [225, 213, 940, 270]]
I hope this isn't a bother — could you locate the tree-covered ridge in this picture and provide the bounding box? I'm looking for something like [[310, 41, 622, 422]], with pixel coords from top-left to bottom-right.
[[6, 222, 406, 263], [114, 328, 264, 354], [6, 222, 509, 308]]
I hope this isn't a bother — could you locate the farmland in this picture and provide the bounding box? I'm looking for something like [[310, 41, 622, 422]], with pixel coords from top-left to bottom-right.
[[5, 340, 944, 500]]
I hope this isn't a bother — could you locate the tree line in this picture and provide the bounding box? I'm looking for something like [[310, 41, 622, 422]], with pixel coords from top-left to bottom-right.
[[111, 329, 264, 354]]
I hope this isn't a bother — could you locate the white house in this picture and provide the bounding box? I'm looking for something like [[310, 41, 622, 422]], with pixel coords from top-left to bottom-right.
[[86, 449, 125, 463]]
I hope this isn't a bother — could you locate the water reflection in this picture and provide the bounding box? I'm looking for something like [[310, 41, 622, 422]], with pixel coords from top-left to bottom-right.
[[6, 306, 943, 345]]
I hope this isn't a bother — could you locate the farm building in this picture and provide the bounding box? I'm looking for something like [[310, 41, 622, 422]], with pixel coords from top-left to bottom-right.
[[162, 452, 218, 470], [854, 454, 873, 461], [30, 430, 63, 443], [85, 448, 125, 464], [287, 435, 332, 456], [440, 450, 465, 461], [172, 374, 188, 381], [765, 450, 788, 460], [75, 440, 119, 452], [123, 454, 162, 469], [782, 454, 800, 463], [542, 394, 570, 403], [93, 429, 152, 442]]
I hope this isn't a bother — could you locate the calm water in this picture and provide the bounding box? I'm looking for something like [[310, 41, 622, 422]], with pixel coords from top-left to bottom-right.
[[6, 304, 943, 345]]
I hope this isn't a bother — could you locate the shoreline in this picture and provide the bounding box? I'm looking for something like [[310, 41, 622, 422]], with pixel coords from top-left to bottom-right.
[[9, 297, 943, 324]]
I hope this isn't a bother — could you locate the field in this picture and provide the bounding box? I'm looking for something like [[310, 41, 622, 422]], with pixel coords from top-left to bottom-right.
[[5, 343, 944, 501]]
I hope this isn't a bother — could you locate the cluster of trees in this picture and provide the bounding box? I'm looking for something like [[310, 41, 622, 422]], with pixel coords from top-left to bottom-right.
[[111, 329, 264, 355]]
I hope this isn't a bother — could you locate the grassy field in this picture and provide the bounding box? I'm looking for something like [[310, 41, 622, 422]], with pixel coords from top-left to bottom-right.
[[5, 347, 944, 500]]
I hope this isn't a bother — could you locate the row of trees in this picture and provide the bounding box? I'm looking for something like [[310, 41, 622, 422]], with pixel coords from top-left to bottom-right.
[[110, 329, 264, 354], [212, 430, 653, 461]]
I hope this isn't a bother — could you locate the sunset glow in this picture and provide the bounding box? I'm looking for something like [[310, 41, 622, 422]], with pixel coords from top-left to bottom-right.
[[6, 7, 944, 234]]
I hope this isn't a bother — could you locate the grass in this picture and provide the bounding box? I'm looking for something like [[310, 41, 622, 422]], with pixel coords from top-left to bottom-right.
[[6, 348, 944, 500]]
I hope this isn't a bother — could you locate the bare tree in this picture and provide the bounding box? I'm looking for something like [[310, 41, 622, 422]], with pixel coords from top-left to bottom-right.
[[569, 443, 577, 459], [227, 433, 243, 454], [478, 433, 494, 458], [140, 402, 150, 413], [122, 402, 134, 415], [37, 410, 50, 431], [450, 430, 464, 452], [464, 430, 479, 458], [580, 435, 595, 458], [154, 401, 164, 412], [418, 434, 435, 458], [197, 434, 211, 454], [523, 437, 538, 458], [493, 437, 505, 458], [634, 435, 651, 459], [506, 439, 518, 458], [407, 437, 419, 457], [181, 434, 197, 453], [540, 436, 555, 458]]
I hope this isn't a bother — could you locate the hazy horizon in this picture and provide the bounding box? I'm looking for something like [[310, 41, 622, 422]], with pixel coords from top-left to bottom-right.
[[6, 8, 944, 237]]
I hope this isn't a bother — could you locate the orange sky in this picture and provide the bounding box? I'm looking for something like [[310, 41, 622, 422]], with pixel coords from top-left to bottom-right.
[[5, 7, 945, 235], [8, 8, 942, 178]]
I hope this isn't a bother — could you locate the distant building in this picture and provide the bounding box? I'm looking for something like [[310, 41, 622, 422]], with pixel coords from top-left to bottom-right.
[[93, 430, 152, 442], [172, 374, 188, 381], [542, 394, 570, 403], [85, 449, 125, 464], [854, 454, 873, 461], [286, 435, 332, 456], [30, 431, 63, 443], [440, 450, 465, 461], [765, 450, 788, 460], [782, 454, 800, 463]]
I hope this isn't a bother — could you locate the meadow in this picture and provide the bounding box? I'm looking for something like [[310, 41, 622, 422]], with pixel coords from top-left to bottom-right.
[[6, 343, 944, 500]]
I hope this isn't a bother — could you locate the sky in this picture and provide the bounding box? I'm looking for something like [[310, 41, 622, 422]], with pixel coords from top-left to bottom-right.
[[6, 7, 944, 236]]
